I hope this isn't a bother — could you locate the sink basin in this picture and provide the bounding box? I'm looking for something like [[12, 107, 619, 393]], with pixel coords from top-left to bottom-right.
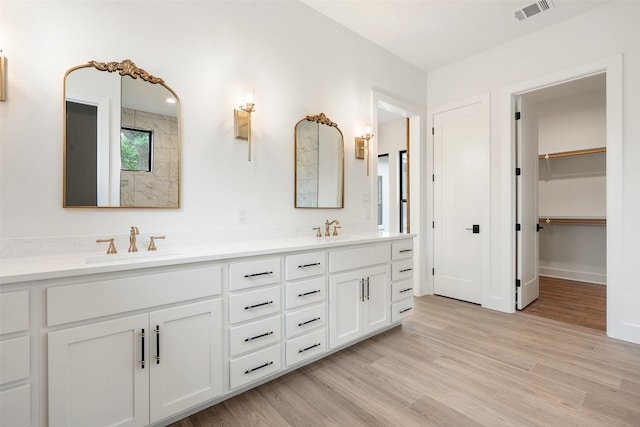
[[85, 251, 178, 264]]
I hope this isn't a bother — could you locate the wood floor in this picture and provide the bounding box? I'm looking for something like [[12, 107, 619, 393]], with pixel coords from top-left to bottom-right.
[[524, 276, 606, 331], [170, 295, 640, 427]]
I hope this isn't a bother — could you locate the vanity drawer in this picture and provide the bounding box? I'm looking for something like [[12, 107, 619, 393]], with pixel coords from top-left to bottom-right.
[[392, 259, 414, 282], [0, 384, 30, 427], [392, 240, 414, 260], [0, 290, 29, 335], [229, 344, 281, 389], [0, 336, 30, 385], [286, 328, 326, 367], [47, 265, 222, 326], [285, 304, 326, 339], [329, 244, 390, 273], [286, 277, 326, 310], [285, 251, 326, 281], [392, 298, 414, 323], [391, 279, 414, 303], [229, 258, 281, 291], [229, 286, 281, 324], [229, 315, 282, 358]]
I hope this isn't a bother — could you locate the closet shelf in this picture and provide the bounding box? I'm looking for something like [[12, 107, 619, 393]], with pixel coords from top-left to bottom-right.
[[538, 217, 606, 226], [538, 146, 606, 160]]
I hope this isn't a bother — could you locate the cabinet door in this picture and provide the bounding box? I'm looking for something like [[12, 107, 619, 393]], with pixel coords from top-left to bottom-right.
[[149, 299, 223, 423], [48, 314, 149, 427], [329, 271, 364, 349], [363, 265, 391, 334]]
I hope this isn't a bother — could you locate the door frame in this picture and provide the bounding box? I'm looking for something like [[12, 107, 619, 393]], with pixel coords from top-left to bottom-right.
[[500, 55, 623, 340]]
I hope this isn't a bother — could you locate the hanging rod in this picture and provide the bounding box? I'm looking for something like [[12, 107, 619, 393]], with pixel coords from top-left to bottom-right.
[[538, 217, 606, 226], [538, 146, 606, 160]]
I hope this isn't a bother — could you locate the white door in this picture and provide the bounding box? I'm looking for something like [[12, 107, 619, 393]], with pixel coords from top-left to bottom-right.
[[363, 265, 391, 333], [516, 96, 540, 309], [433, 98, 489, 304], [48, 314, 149, 427], [149, 299, 223, 423], [329, 271, 363, 348]]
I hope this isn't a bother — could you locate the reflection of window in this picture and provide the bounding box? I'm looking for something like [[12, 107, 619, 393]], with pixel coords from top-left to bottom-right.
[[399, 150, 408, 233], [121, 128, 152, 172]]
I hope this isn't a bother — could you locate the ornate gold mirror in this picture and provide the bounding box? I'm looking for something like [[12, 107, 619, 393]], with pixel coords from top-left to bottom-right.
[[294, 113, 344, 208], [63, 59, 180, 208]]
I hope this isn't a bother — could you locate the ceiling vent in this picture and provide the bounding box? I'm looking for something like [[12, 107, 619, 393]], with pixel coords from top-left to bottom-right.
[[514, 0, 554, 21]]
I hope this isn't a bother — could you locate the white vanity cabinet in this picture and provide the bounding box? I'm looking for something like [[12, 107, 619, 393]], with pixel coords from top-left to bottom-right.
[[228, 257, 283, 390], [47, 266, 224, 427], [284, 251, 327, 367], [328, 244, 391, 349], [0, 290, 32, 427], [390, 240, 415, 322]]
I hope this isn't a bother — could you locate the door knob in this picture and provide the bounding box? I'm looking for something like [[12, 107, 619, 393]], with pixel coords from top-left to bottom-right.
[[465, 225, 480, 233]]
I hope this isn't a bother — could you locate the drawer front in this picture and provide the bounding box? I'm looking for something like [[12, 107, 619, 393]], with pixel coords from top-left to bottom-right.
[[229, 316, 282, 358], [286, 277, 326, 310], [229, 258, 281, 291], [285, 251, 326, 281], [391, 279, 414, 303], [0, 384, 30, 427], [48, 265, 222, 326], [392, 239, 414, 260], [329, 244, 390, 273], [286, 328, 326, 367], [392, 259, 414, 282], [0, 290, 29, 335], [229, 345, 281, 389], [229, 286, 282, 324], [0, 336, 30, 385], [285, 304, 326, 339], [392, 299, 415, 323]]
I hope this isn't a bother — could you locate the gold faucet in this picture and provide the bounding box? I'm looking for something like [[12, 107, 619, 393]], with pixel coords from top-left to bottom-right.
[[128, 226, 140, 252], [325, 220, 339, 236], [312, 227, 322, 238], [148, 235, 166, 251], [96, 238, 117, 254]]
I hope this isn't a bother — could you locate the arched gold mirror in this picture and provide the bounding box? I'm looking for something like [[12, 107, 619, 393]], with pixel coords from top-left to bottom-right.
[[63, 59, 180, 208], [294, 113, 344, 208]]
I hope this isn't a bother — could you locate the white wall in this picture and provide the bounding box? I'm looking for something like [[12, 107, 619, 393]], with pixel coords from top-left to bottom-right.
[[0, 1, 426, 253], [426, 1, 640, 343]]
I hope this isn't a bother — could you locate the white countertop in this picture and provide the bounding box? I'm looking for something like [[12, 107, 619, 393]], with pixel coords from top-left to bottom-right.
[[0, 232, 413, 285]]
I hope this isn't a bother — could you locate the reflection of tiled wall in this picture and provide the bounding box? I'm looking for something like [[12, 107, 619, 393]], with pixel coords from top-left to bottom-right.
[[296, 121, 319, 207], [120, 108, 179, 207]]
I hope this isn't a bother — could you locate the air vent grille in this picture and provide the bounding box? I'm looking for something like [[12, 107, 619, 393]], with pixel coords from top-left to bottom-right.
[[514, 0, 554, 21]]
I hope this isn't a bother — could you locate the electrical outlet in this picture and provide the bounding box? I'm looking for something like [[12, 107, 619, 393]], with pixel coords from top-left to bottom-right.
[[238, 209, 247, 225]]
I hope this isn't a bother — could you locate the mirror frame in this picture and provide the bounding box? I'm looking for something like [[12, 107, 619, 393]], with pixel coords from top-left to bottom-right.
[[63, 59, 181, 208], [294, 113, 344, 209]]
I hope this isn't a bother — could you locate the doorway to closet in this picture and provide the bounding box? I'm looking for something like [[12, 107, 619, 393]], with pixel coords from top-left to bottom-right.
[[515, 73, 607, 331]]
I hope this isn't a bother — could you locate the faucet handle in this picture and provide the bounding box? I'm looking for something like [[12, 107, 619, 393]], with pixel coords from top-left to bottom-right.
[[96, 238, 117, 254], [333, 225, 341, 236], [148, 235, 166, 251], [312, 227, 322, 238]]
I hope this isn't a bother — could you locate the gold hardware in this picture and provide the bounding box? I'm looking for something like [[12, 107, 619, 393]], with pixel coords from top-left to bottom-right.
[[235, 91, 256, 161], [148, 235, 166, 251], [128, 226, 140, 252], [313, 227, 322, 238], [356, 127, 374, 176], [325, 219, 339, 236], [96, 238, 117, 254], [0, 50, 6, 102], [333, 225, 341, 236]]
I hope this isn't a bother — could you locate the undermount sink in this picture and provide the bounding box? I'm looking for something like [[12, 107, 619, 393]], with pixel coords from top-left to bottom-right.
[[85, 251, 178, 264]]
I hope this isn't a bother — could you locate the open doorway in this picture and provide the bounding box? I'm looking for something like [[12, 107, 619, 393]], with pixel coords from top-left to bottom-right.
[[515, 73, 607, 331]]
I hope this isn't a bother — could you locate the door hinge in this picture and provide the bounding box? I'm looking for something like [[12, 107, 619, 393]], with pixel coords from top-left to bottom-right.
[[515, 167, 521, 176], [516, 279, 521, 288], [432, 268, 435, 276], [515, 112, 521, 120], [432, 174, 435, 182], [432, 221, 435, 228], [432, 127, 435, 135], [516, 223, 521, 231]]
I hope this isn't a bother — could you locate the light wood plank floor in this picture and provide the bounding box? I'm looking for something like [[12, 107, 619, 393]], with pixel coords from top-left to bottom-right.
[[524, 276, 606, 331], [170, 295, 640, 427]]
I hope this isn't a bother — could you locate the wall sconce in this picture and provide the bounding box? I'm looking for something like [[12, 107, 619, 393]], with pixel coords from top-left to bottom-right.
[[0, 50, 6, 102], [355, 126, 374, 175], [234, 92, 255, 161]]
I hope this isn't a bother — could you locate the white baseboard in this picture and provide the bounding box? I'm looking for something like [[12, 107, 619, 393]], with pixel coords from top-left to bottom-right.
[[539, 267, 606, 285]]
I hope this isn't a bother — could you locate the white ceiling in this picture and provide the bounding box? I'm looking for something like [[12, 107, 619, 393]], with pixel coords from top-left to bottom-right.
[[302, 0, 611, 73]]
